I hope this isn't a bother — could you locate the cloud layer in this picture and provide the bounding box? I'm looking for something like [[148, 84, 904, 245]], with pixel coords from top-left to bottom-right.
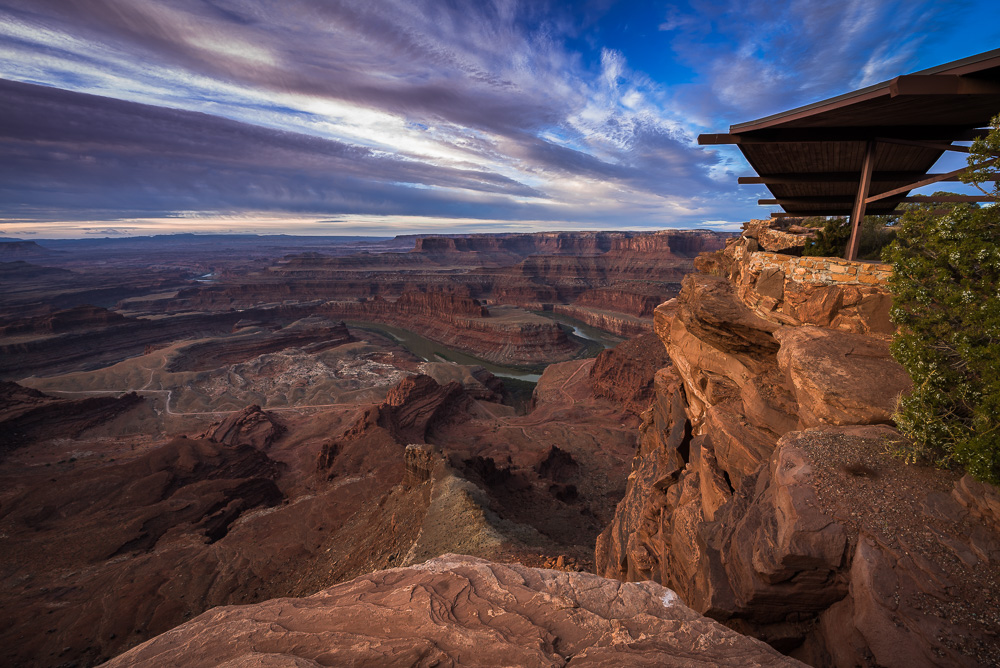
[[0, 0, 996, 235]]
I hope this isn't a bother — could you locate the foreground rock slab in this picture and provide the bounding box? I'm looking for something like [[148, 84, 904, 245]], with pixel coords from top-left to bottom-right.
[[104, 555, 803, 668]]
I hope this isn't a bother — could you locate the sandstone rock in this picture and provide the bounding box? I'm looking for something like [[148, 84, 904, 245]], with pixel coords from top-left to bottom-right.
[[208, 404, 284, 449], [595, 367, 687, 584], [552, 304, 653, 337], [774, 326, 911, 428], [739, 367, 799, 437], [953, 474, 1000, 531], [378, 373, 472, 444], [575, 283, 674, 318], [653, 297, 678, 345], [701, 400, 777, 487], [711, 433, 850, 622], [791, 426, 1000, 667], [589, 332, 673, 415], [674, 274, 780, 367], [403, 443, 437, 485], [0, 437, 286, 667], [104, 556, 803, 668], [665, 275, 779, 423], [0, 383, 144, 457]]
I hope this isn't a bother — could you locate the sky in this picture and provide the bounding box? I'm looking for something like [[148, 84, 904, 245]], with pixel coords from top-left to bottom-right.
[[0, 0, 997, 238]]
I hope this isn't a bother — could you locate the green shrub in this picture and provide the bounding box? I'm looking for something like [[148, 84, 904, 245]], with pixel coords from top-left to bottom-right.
[[802, 215, 897, 259], [884, 115, 1000, 483]]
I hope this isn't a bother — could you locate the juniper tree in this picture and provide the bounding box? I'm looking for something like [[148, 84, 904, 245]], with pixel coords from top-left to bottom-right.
[[884, 115, 1000, 484]]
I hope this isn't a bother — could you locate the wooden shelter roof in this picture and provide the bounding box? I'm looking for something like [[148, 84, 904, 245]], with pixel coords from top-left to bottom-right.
[[699, 49, 1000, 218]]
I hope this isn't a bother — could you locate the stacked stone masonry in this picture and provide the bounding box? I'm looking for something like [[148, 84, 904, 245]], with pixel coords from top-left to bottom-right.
[[729, 248, 894, 338]]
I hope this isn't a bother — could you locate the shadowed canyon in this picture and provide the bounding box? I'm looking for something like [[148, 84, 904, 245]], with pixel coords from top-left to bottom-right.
[[1, 226, 997, 667]]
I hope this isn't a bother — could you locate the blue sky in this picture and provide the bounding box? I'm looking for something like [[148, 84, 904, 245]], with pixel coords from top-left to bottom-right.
[[0, 0, 997, 237]]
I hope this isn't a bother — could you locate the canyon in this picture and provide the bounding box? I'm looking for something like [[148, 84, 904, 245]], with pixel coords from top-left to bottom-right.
[[0, 225, 996, 667]]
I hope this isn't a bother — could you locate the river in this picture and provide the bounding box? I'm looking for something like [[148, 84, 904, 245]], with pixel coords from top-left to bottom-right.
[[343, 312, 622, 383]]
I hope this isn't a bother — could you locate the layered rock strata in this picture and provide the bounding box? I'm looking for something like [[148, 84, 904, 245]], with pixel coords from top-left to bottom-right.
[[597, 223, 1000, 666], [552, 304, 654, 337]]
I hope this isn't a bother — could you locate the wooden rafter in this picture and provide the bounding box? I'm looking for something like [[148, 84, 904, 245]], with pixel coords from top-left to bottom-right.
[[739, 172, 999, 185], [865, 157, 1000, 203], [889, 74, 1000, 97], [698, 127, 987, 145]]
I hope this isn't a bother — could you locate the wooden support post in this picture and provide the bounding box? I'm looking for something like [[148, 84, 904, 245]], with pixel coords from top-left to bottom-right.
[[846, 140, 877, 261]]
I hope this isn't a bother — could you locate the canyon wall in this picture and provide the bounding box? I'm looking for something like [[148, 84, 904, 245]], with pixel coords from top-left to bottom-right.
[[596, 221, 1000, 666], [318, 292, 580, 366]]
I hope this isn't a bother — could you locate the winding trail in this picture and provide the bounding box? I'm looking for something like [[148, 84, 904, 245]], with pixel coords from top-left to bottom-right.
[[45, 387, 360, 417]]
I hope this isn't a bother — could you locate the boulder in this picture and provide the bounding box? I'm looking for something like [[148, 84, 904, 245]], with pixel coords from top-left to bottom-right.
[[774, 326, 911, 428], [104, 555, 804, 668]]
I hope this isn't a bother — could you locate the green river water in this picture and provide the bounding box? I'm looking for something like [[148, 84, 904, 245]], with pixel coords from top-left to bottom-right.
[[344, 312, 623, 383]]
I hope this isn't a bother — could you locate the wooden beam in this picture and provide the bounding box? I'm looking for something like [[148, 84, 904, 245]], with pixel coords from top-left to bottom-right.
[[846, 140, 877, 261], [699, 126, 988, 146], [901, 195, 997, 203], [739, 171, 1000, 185], [889, 74, 1000, 97], [875, 137, 1000, 156], [759, 197, 854, 205], [865, 157, 1000, 203], [698, 134, 741, 145], [768, 210, 857, 217]]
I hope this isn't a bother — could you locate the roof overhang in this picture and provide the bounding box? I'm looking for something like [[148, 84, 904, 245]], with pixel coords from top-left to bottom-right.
[[698, 48, 1000, 219]]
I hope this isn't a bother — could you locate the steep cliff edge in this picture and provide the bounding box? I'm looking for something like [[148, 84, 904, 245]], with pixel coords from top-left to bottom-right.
[[597, 221, 1000, 667]]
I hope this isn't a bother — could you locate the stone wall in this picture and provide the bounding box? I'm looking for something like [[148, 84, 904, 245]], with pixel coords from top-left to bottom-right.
[[729, 249, 895, 338], [747, 252, 892, 286]]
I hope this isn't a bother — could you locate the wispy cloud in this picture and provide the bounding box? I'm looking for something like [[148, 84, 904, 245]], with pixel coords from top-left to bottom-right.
[[666, 0, 969, 121]]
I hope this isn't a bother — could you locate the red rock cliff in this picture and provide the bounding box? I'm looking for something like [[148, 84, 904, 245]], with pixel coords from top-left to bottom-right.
[[596, 222, 1000, 667]]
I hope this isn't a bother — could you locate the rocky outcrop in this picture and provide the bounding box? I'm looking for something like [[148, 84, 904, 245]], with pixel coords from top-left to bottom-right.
[[597, 224, 1000, 666], [104, 555, 803, 668], [377, 374, 472, 444], [575, 283, 677, 317], [590, 332, 673, 415], [207, 404, 284, 449], [553, 304, 654, 337], [0, 382, 144, 457]]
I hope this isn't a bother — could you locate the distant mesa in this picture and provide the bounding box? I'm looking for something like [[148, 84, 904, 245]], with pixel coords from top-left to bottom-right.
[[0, 240, 58, 258]]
